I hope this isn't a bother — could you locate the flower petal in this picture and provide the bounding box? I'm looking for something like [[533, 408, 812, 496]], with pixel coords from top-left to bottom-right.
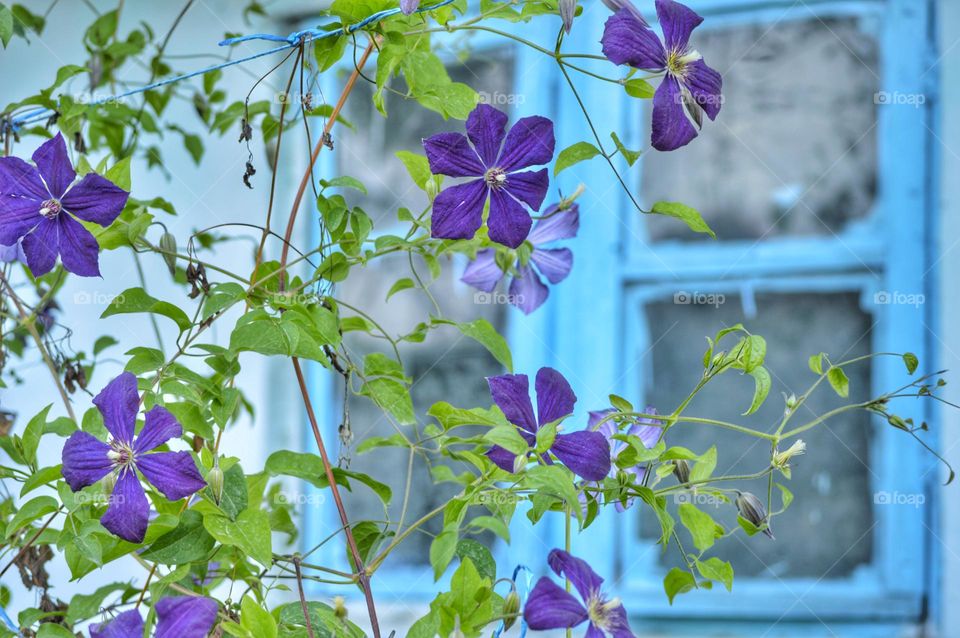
[[155, 596, 219, 638], [487, 373, 537, 435], [61, 172, 129, 226], [90, 609, 145, 638], [487, 188, 531, 249], [531, 247, 573, 285], [0, 155, 48, 199], [485, 444, 519, 473], [497, 116, 555, 171], [524, 577, 589, 630], [32, 134, 76, 199], [466, 103, 508, 167], [21, 218, 60, 277], [61, 431, 113, 491], [547, 549, 605, 601], [552, 431, 612, 481], [607, 603, 637, 638], [423, 132, 485, 177], [431, 179, 487, 241], [137, 451, 206, 501], [400, 0, 420, 14], [0, 242, 23, 263], [504, 168, 549, 211], [0, 195, 42, 246], [134, 405, 183, 454], [461, 249, 503, 293], [94, 372, 140, 444], [685, 59, 723, 120], [508, 265, 549, 314], [529, 203, 580, 245], [58, 213, 102, 277], [536, 367, 577, 425], [588, 409, 615, 430], [651, 75, 698, 151], [627, 406, 664, 448], [656, 0, 703, 53], [101, 467, 149, 543], [601, 9, 666, 70]]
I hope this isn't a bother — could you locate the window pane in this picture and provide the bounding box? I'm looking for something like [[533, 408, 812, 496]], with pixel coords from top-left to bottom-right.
[[635, 292, 874, 579], [641, 17, 879, 242], [326, 48, 516, 567]]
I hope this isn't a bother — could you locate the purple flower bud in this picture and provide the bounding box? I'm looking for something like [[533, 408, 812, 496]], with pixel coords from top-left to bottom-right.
[[559, 0, 577, 33], [600, 0, 648, 25], [673, 458, 690, 484], [736, 491, 774, 539]]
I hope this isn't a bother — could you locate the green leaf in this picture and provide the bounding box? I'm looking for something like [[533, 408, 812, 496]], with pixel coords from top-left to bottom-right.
[[359, 353, 415, 425], [743, 366, 771, 415], [663, 567, 697, 604], [213, 462, 248, 519], [455, 538, 496, 581], [624, 78, 655, 98], [66, 582, 131, 624], [449, 318, 512, 372], [386, 277, 415, 301], [650, 202, 716, 239], [827, 366, 850, 398], [430, 525, 459, 580], [0, 4, 13, 48], [104, 156, 132, 192], [140, 510, 215, 564], [203, 508, 272, 567], [678, 503, 719, 552], [265, 451, 392, 505], [277, 601, 365, 638], [609, 131, 641, 166], [241, 595, 277, 638], [554, 141, 601, 176], [427, 402, 507, 431], [21, 404, 53, 468], [313, 32, 347, 72], [535, 418, 559, 454], [395, 150, 441, 192], [6, 496, 58, 537], [695, 557, 733, 591], [484, 425, 529, 456], [101, 287, 191, 332], [903, 352, 919, 374]]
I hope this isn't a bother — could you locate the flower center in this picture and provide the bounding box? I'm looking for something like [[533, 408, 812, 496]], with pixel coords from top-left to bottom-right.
[[484, 167, 508, 190], [39, 198, 62, 219], [107, 441, 136, 468], [587, 593, 621, 631], [666, 48, 702, 78]]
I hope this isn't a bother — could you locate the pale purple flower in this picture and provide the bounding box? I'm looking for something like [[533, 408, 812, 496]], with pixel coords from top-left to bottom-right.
[[560, 0, 577, 33], [61, 372, 206, 543], [486, 367, 610, 481], [90, 596, 218, 638], [462, 202, 578, 314], [601, 0, 722, 151], [0, 241, 24, 263], [400, 0, 419, 13], [589, 406, 662, 512], [423, 103, 555, 248], [601, 0, 648, 23], [524, 549, 635, 637], [0, 134, 128, 276]]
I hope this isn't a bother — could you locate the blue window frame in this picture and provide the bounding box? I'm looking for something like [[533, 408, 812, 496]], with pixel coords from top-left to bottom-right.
[[300, 0, 935, 632]]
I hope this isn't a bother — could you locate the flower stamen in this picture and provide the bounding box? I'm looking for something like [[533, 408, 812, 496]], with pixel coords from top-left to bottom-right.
[[484, 167, 508, 190], [39, 198, 62, 219]]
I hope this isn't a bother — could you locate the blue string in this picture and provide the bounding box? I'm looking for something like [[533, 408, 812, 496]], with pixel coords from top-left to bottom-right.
[[0, 605, 18, 635], [493, 564, 532, 638], [3, 0, 455, 133]]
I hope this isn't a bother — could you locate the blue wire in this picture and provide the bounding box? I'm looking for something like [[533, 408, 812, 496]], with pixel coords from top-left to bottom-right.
[[0, 605, 18, 634], [493, 564, 532, 638], [3, 0, 455, 133]]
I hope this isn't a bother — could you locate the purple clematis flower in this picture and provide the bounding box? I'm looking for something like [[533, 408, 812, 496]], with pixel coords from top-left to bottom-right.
[[525, 549, 635, 637], [462, 202, 578, 314], [601, 0, 722, 151], [61, 372, 206, 543], [589, 406, 662, 512], [0, 133, 128, 277], [90, 596, 218, 638], [423, 103, 555, 248], [400, 0, 419, 13], [485, 367, 611, 481]]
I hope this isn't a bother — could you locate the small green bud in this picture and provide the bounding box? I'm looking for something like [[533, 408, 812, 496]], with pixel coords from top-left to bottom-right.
[[159, 231, 178, 276], [425, 176, 439, 201], [207, 465, 224, 505], [333, 595, 348, 620], [102, 471, 117, 496], [502, 591, 521, 631], [735, 491, 774, 539]]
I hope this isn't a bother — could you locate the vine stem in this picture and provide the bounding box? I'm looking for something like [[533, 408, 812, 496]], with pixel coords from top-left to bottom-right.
[[293, 556, 317, 638], [0, 510, 60, 578], [276, 39, 381, 638], [0, 271, 75, 422]]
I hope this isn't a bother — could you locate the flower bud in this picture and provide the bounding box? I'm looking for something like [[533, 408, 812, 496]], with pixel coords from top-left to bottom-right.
[[735, 491, 774, 539], [159, 231, 178, 276], [673, 459, 690, 485], [207, 465, 224, 505], [559, 0, 576, 33], [601, 0, 648, 24], [102, 471, 116, 495], [502, 590, 521, 631], [512, 453, 528, 474], [772, 439, 805, 468], [333, 595, 348, 620], [425, 176, 439, 201]]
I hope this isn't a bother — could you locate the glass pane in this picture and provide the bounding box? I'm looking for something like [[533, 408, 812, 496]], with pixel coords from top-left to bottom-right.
[[326, 48, 516, 567], [635, 292, 874, 579], [641, 17, 879, 242]]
